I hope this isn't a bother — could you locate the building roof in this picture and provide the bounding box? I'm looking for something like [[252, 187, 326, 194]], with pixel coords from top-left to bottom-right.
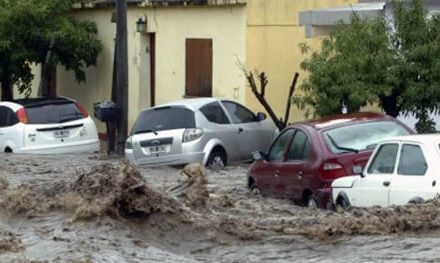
[[299, 0, 440, 38], [299, 3, 385, 38]]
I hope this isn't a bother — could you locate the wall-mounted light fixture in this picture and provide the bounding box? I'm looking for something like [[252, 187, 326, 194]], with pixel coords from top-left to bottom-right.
[[136, 17, 147, 33]]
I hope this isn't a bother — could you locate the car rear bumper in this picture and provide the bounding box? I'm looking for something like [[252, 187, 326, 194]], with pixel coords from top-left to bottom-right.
[[125, 149, 205, 167], [17, 140, 100, 154]]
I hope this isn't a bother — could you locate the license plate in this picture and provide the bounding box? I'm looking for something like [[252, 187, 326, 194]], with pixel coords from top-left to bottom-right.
[[54, 130, 70, 138], [148, 145, 168, 154]]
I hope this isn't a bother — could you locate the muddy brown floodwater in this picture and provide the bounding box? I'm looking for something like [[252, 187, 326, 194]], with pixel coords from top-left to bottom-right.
[[1, 154, 440, 262]]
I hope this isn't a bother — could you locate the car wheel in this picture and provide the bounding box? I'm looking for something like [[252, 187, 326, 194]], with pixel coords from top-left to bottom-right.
[[4, 147, 12, 153], [248, 178, 260, 195], [207, 150, 226, 170], [306, 196, 318, 209], [337, 194, 350, 209]]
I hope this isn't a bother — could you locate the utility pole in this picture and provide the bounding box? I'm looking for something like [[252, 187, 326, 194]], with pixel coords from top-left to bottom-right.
[[115, 0, 128, 155]]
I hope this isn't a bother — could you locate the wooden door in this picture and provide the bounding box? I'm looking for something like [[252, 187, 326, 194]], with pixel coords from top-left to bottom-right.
[[186, 38, 212, 97]]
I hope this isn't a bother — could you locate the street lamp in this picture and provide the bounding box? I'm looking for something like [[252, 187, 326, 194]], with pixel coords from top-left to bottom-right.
[[136, 17, 147, 33]]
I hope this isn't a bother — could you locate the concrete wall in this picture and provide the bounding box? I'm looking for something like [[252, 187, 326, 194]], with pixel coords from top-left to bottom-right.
[[57, 4, 246, 133], [245, 0, 358, 123]]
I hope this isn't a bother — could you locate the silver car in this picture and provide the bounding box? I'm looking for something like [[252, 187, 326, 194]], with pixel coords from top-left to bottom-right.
[[125, 98, 277, 168]]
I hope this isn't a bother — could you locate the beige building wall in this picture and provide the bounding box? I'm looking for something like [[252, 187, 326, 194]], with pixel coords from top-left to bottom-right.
[[57, 8, 116, 133], [143, 6, 247, 106], [245, 0, 358, 123], [57, 4, 246, 133]]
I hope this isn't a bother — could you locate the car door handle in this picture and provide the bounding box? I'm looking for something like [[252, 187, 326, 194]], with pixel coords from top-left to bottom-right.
[[433, 180, 436, 187], [383, 181, 390, 187], [238, 127, 243, 133], [274, 170, 280, 177], [297, 171, 303, 179]]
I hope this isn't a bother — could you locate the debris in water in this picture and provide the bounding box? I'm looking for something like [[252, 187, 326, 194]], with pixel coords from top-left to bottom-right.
[[168, 163, 209, 209]]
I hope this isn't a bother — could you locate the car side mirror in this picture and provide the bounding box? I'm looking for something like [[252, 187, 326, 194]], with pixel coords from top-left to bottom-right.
[[256, 112, 266, 122], [251, 151, 266, 161], [352, 165, 365, 178]]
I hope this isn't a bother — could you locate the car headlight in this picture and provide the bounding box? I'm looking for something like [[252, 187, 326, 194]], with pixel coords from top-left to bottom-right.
[[125, 136, 133, 149], [183, 128, 203, 142]]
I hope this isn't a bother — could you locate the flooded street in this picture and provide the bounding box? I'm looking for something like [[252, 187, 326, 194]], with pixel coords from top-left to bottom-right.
[[1, 154, 440, 262]]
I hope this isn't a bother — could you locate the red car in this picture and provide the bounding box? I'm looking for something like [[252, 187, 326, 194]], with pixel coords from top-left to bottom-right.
[[247, 112, 414, 209]]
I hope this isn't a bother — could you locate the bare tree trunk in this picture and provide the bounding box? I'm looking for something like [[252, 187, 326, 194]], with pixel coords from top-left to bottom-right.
[[245, 71, 284, 130], [39, 38, 55, 97], [283, 73, 299, 127], [39, 62, 57, 97], [1, 69, 13, 101], [380, 95, 400, 117]]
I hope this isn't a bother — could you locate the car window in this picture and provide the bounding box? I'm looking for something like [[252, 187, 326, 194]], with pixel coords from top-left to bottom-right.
[[0, 106, 8, 127], [0, 107, 8, 127], [0, 106, 18, 127], [367, 143, 399, 174], [26, 102, 85, 124], [287, 130, 310, 161], [200, 102, 230, 124], [322, 120, 410, 154], [131, 106, 195, 134], [397, 144, 427, 176], [222, 101, 256, 124], [268, 129, 294, 161]]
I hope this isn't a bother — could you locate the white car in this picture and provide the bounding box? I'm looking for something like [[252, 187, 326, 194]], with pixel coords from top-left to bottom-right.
[[332, 134, 440, 208], [0, 97, 100, 154], [125, 98, 277, 168]]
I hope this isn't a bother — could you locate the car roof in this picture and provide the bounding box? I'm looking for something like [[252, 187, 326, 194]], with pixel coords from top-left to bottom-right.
[[383, 134, 440, 145], [151, 97, 220, 111], [296, 112, 390, 130], [12, 97, 75, 108]]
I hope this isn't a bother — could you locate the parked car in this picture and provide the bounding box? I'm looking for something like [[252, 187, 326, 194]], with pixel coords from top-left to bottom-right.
[[332, 134, 440, 208], [0, 97, 100, 154], [247, 112, 414, 209], [125, 98, 277, 168]]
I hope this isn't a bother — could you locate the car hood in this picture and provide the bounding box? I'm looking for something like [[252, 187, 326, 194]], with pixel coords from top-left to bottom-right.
[[331, 175, 360, 188]]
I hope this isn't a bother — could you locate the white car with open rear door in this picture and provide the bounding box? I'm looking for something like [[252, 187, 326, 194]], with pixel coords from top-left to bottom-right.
[[0, 97, 100, 154], [125, 98, 277, 168], [332, 135, 440, 208]]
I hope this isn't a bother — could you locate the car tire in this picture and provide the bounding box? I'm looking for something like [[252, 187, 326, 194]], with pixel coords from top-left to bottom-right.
[[337, 194, 350, 209], [306, 196, 318, 209], [248, 178, 260, 195], [4, 147, 12, 153], [207, 150, 226, 170]]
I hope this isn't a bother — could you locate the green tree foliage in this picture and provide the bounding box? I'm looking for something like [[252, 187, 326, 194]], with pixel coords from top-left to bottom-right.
[[296, 15, 393, 117], [296, 0, 440, 132], [0, 0, 102, 100]]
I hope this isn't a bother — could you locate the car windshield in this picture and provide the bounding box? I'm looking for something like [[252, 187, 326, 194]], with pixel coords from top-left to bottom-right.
[[322, 120, 411, 154], [26, 102, 85, 124], [131, 106, 195, 135]]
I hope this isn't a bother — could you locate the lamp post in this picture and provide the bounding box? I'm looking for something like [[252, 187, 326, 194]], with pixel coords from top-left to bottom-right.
[[115, 0, 128, 155]]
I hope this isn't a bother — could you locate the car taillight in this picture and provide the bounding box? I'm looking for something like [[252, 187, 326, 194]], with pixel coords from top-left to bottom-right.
[[319, 162, 346, 181], [183, 128, 203, 142], [76, 102, 89, 117], [16, 108, 28, 124]]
